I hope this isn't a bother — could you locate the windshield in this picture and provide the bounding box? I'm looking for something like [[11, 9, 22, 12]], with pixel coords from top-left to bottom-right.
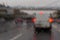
[[0, 0, 59, 40]]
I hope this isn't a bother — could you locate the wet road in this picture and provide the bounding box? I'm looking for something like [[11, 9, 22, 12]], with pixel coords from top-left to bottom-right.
[[0, 21, 34, 40], [37, 32, 51, 40], [52, 23, 60, 40], [36, 23, 60, 40], [0, 21, 60, 40]]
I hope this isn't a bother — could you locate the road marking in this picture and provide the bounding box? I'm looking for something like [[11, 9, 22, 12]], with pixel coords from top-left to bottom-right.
[[10, 33, 23, 40]]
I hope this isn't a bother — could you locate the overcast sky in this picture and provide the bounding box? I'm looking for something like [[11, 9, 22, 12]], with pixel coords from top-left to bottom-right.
[[0, 0, 60, 7]]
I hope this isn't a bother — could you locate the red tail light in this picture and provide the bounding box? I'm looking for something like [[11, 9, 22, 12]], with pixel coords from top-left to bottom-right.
[[32, 18, 36, 23], [49, 18, 54, 23]]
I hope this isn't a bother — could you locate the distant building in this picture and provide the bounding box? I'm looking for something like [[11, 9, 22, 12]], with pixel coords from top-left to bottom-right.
[[0, 4, 35, 19], [0, 4, 13, 15]]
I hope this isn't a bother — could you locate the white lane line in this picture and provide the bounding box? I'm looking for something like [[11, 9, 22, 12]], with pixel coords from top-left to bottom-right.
[[10, 33, 23, 40]]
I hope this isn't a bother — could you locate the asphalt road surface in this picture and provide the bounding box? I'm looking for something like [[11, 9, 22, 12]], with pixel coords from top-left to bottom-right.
[[52, 23, 60, 40], [0, 21, 59, 40], [36, 23, 60, 40], [0, 21, 34, 40], [37, 32, 51, 40]]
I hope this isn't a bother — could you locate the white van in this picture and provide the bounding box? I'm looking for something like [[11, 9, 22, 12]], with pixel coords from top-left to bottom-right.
[[35, 13, 51, 33]]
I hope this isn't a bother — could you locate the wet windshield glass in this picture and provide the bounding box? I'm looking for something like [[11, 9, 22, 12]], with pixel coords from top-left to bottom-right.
[[0, 0, 60, 40]]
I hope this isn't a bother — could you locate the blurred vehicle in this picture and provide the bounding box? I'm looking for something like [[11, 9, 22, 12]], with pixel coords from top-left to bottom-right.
[[34, 13, 53, 33], [34, 23, 51, 33], [15, 18, 23, 24]]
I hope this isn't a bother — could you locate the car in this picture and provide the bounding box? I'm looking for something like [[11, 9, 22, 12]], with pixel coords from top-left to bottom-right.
[[15, 18, 23, 24]]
